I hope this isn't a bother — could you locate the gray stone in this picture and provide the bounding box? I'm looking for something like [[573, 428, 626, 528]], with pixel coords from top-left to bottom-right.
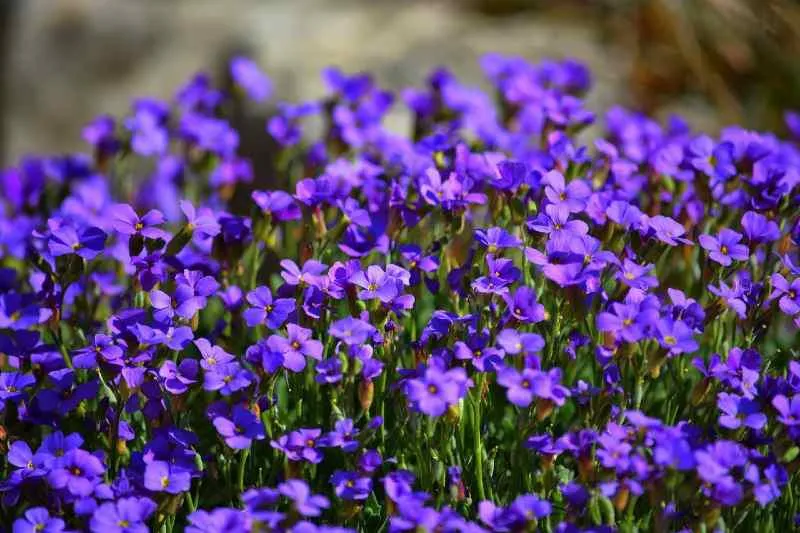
[[0, 0, 668, 165]]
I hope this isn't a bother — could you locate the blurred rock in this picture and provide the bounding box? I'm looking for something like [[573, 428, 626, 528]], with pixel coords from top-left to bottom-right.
[[2, 0, 641, 164]]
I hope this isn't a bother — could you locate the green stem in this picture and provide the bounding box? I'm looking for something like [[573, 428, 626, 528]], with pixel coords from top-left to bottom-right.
[[238, 448, 250, 494], [471, 393, 486, 502]]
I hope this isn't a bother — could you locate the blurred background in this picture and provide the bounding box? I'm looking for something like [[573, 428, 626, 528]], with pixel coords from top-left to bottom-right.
[[1, 0, 799, 166]]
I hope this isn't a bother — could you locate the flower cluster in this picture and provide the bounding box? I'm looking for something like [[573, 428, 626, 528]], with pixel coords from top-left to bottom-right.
[[1, 52, 799, 532]]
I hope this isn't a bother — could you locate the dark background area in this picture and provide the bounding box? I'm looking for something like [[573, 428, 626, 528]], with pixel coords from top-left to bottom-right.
[[1, 0, 798, 167]]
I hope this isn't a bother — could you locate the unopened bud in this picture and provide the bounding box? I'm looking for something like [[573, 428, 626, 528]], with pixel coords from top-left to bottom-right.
[[613, 485, 630, 512], [358, 380, 374, 411], [535, 399, 554, 421], [445, 402, 462, 424], [166, 225, 193, 256], [116, 439, 129, 458]]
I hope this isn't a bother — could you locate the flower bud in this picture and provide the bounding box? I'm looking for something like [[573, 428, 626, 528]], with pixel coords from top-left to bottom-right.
[[445, 402, 462, 424], [690, 377, 711, 405], [128, 234, 144, 257], [535, 399, 554, 421], [116, 438, 129, 458], [613, 485, 630, 512], [166, 225, 194, 256], [358, 380, 374, 411]]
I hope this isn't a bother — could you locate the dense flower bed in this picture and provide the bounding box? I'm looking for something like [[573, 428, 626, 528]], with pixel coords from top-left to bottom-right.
[[1, 54, 799, 532]]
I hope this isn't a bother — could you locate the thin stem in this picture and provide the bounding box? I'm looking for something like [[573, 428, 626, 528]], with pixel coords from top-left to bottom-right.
[[471, 391, 486, 502], [238, 448, 250, 494]]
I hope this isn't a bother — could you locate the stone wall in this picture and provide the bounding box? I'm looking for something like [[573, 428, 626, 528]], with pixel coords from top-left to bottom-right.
[[0, 0, 697, 166]]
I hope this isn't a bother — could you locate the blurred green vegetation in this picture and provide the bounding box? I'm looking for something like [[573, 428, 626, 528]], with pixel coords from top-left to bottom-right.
[[470, 0, 800, 134]]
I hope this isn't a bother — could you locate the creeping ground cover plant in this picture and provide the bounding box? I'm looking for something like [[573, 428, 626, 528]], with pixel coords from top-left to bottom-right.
[[0, 53, 800, 532]]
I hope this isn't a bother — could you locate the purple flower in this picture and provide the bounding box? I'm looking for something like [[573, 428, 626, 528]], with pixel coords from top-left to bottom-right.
[[281, 259, 328, 288], [597, 297, 659, 343], [73, 334, 124, 368], [89, 497, 157, 533], [35, 431, 84, 470], [699, 229, 749, 266], [330, 316, 377, 346], [543, 170, 591, 213], [642, 215, 691, 246], [708, 277, 750, 319], [125, 99, 168, 156], [267, 324, 323, 372], [279, 479, 330, 517], [717, 392, 767, 430], [741, 211, 780, 243], [230, 56, 272, 102], [316, 357, 344, 384], [0, 372, 36, 402], [419, 167, 486, 210], [213, 405, 266, 449], [241, 487, 282, 522], [502, 286, 545, 324], [179, 113, 238, 156], [158, 359, 199, 394], [525, 234, 612, 288], [496, 328, 545, 356], [109, 203, 166, 239], [48, 449, 105, 497], [694, 441, 747, 505], [176, 73, 223, 112], [186, 509, 249, 533], [509, 493, 552, 522], [359, 450, 382, 473], [252, 190, 302, 221], [606, 199, 643, 228], [150, 270, 219, 322], [615, 259, 658, 291], [180, 200, 221, 238], [475, 227, 521, 253], [12, 507, 66, 533], [143, 460, 191, 494], [656, 318, 698, 355], [497, 366, 569, 408], [527, 203, 589, 237], [245, 339, 284, 374], [6, 441, 46, 486], [453, 332, 504, 372], [331, 470, 372, 500], [406, 366, 472, 416], [772, 394, 800, 426], [272, 428, 325, 464], [472, 255, 520, 295], [350, 265, 399, 302], [339, 198, 371, 227], [243, 286, 295, 329], [390, 499, 441, 531], [398, 244, 439, 287], [136, 324, 194, 351], [753, 464, 787, 507], [195, 338, 235, 370], [0, 293, 50, 330], [768, 274, 800, 316], [48, 225, 107, 259], [203, 361, 253, 396], [320, 419, 359, 452]]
